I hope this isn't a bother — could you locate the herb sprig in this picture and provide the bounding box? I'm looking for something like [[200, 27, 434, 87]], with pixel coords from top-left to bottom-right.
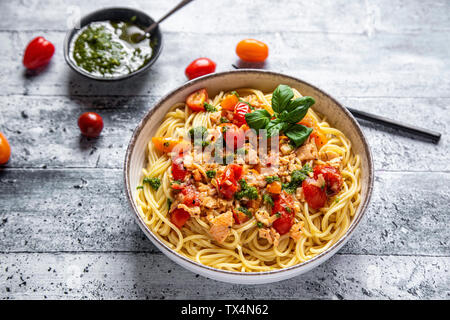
[[143, 177, 161, 190], [282, 164, 313, 193], [235, 179, 258, 200], [244, 84, 315, 147]]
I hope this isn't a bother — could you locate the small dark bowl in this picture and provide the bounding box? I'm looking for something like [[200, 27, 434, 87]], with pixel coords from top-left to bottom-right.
[[63, 7, 163, 81]]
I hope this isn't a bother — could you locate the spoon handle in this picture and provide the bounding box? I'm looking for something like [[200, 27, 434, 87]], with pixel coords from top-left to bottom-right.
[[144, 0, 195, 34]]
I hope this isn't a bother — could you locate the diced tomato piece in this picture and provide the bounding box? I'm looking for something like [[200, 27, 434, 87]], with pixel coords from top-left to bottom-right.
[[298, 114, 316, 128], [171, 183, 184, 191], [272, 212, 293, 235], [233, 102, 251, 126], [170, 208, 190, 229], [298, 114, 328, 149], [221, 94, 239, 111], [311, 131, 328, 149], [172, 156, 187, 181], [302, 178, 327, 209], [218, 164, 243, 199], [233, 209, 250, 224], [313, 165, 343, 195], [186, 88, 208, 112], [271, 192, 295, 235], [182, 185, 200, 206], [218, 123, 245, 150], [272, 191, 294, 216], [267, 181, 282, 194], [152, 137, 190, 153]]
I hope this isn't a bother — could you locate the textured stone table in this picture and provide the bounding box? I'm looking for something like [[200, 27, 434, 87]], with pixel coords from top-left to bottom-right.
[[0, 0, 449, 300]]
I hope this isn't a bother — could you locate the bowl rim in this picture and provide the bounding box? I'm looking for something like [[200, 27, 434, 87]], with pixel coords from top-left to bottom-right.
[[124, 69, 374, 277], [63, 6, 163, 81]]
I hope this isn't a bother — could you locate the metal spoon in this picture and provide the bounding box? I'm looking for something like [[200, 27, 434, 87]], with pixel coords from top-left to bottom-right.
[[135, 0, 195, 42]]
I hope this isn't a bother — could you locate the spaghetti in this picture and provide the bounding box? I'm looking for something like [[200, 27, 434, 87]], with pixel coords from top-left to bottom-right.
[[135, 86, 361, 272]]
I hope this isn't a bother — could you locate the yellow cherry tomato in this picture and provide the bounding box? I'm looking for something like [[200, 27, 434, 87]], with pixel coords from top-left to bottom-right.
[[0, 132, 11, 165], [236, 39, 269, 62], [152, 137, 189, 153]]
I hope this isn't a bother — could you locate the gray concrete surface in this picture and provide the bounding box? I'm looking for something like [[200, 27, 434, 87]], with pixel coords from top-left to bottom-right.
[[0, 0, 449, 299]]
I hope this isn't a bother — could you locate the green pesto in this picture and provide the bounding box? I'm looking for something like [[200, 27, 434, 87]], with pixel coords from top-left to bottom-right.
[[71, 20, 155, 77]]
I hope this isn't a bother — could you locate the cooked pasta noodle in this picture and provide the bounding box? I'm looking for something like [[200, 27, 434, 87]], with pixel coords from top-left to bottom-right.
[[135, 86, 361, 272]]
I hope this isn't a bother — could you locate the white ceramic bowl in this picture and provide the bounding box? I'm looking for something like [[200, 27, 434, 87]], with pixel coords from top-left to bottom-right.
[[124, 70, 374, 284]]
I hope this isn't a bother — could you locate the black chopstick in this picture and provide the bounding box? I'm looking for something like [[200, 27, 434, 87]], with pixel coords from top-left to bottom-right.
[[346, 107, 441, 144]]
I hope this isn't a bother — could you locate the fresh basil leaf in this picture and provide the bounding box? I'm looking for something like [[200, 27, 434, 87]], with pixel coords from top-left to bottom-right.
[[271, 84, 294, 114], [245, 109, 271, 130], [278, 110, 290, 122], [285, 96, 315, 112], [266, 119, 291, 137], [284, 124, 313, 147], [285, 105, 309, 124]]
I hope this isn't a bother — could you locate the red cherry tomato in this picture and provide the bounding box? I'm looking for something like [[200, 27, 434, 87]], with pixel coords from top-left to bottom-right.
[[0, 132, 12, 165], [272, 191, 294, 217], [172, 156, 187, 181], [218, 164, 243, 199], [185, 58, 216, 80], [78, 112, 103, 138], [272, 212, 293, 235], [171, 182, 185, 191], [233, 102, 251, 126], [170, 208, 190, 229], [233, 209, 250, 225], [218, 123, 245, 150], [186, 88, 208, 112], [302, 178, 327, 209], [236, 39, 269, 62], [23, 36, 55, 70], [313, 165, 343, 195], [271, 192, 295, 235], [182, 185, 200, 206]]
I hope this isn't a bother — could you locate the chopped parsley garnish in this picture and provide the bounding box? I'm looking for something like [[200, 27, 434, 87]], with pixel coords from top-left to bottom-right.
[[136, 185, 144, 190], [263, 194, 274, 207], [237, 207, 252, 218], [235, 179, 258, 200], [275, 212, 281, 218], [257, 222, 264, 228], [334, 196, 340, 204], [220, 117, 230, 123], [143, 177, 161, 190], [204, 102, 217, 112], [265, 176, 280, 184], [231, 91, 239, 97], [282, 164, 313, 194], [206, 170, 216, 178]]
